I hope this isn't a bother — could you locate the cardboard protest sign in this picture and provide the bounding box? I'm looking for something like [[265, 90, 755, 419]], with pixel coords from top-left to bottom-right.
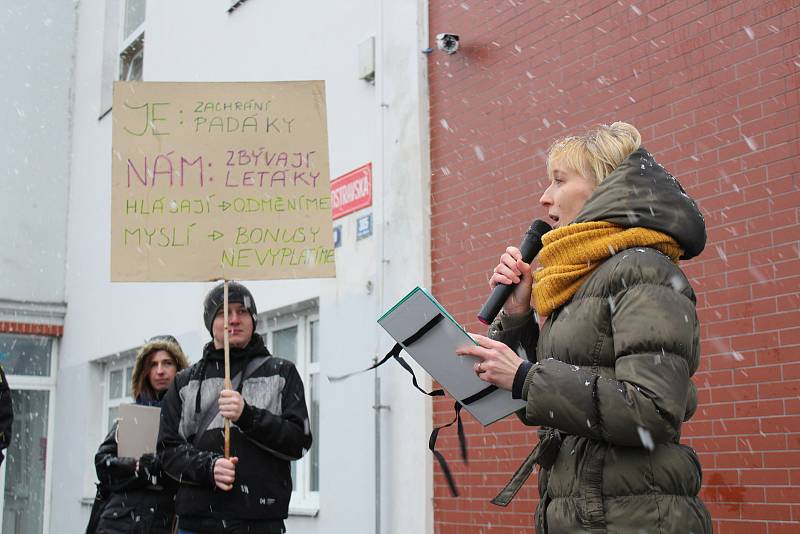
[[111, 81, 336, 281]]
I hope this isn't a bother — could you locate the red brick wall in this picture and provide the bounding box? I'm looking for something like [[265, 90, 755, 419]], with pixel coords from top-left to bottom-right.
[[428, 1, 799, 532], [0, 322, 63, 337]]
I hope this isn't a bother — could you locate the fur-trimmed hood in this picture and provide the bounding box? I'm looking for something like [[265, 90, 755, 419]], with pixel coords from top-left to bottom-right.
[[131, 338, 189, 399]]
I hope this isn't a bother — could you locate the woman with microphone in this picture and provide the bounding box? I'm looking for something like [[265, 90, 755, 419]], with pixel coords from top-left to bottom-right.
[[459, 122, 711, 533]]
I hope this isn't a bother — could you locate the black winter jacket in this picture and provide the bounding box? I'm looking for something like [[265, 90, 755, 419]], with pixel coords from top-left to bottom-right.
[[0, 365, 12, 466], [158, 335, 312, 532], [94, 394, 177, 534], [490, 148, 711, 533]]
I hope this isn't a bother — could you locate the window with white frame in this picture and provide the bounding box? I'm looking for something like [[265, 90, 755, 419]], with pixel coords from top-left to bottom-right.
[[119, 0, 145, 82], [0, 332, 58, 534], [258, 300, 320, 514], [99, 0, 146, 117], [104, 356, 135, 434]]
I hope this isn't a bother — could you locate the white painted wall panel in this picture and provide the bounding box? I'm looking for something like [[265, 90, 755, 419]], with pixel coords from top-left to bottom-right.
[[0, 1, 73, 303]]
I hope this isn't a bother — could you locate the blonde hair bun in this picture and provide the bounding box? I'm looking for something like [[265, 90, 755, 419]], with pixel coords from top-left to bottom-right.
[[547, 122, 642, 184]]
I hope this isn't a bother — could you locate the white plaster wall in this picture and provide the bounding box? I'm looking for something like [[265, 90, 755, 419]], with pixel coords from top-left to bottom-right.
[[374, 1, 434, 532], [55, 1, 431, 533], [0, 0, 73, 303]]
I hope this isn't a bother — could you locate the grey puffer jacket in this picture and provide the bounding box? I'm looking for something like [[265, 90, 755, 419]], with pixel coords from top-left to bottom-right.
[[489, 148, 711, 533]]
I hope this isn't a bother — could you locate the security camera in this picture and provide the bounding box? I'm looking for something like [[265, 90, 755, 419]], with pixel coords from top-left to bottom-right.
[[436, 33, 460, 54]]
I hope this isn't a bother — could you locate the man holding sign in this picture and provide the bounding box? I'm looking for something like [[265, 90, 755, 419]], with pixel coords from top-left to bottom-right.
[[158, 282, 312, 534], [112, 80, 330, 533]]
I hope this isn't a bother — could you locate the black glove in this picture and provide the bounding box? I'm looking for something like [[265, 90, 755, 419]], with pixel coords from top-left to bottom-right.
[[137, 453, 160, 480]]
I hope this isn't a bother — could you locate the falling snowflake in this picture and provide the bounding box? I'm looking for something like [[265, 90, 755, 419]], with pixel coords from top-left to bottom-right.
[[669, 274, 686, 292], [743, 135, 758, 151], [637, 426, 655, 451]]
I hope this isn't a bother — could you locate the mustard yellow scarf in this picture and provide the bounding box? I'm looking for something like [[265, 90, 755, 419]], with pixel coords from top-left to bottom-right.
[[532, 221, 683, 316]]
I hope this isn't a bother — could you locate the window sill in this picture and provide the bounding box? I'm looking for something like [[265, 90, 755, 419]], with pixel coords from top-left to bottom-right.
[[288, 505, 319, 517]]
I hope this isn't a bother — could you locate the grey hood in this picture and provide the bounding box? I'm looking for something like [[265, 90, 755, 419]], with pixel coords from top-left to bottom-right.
[[574, 147, 706, 259]]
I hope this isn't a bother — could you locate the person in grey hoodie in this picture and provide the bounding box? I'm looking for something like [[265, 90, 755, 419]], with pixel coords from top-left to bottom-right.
[[158, 282, 312, 534]]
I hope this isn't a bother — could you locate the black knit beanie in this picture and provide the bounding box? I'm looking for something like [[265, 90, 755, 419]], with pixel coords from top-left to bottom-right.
[[203, 281, 258, 336]]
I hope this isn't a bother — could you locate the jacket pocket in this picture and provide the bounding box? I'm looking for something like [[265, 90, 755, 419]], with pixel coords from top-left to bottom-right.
[[535, 489, 551, 534], [96, 507, 143, 534], [99, 503, 136, 520], [577, 441, 607, 532]]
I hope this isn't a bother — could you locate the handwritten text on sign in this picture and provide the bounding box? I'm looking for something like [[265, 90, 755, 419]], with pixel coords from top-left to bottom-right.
[[111, 81, 336, 281]]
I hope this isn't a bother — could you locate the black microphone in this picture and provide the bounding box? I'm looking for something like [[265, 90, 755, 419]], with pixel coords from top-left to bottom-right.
[[477, 219, 552, 325]]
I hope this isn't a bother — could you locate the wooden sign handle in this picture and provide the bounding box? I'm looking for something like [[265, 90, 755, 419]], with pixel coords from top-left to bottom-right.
[[223, 280, 232, 459]]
